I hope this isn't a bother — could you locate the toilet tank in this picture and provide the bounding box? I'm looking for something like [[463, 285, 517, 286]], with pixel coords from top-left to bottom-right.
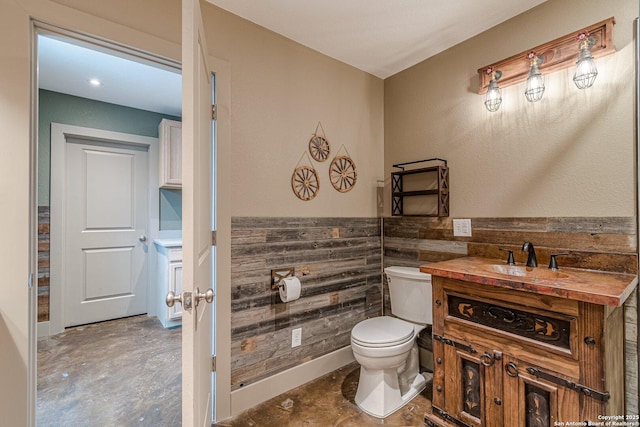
[[384, 266, 432, 324]]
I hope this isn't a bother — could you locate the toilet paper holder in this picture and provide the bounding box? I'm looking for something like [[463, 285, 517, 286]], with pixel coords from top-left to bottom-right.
[[271, 267, 295, 290]]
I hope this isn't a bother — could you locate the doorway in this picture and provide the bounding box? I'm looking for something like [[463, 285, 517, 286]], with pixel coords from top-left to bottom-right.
[[35, 28, 187, 424], [51, 124, 153, 328], [36, 32, 183, 335]]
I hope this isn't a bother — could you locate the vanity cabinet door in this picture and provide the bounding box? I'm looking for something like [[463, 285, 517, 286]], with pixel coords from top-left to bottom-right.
[[167, 256, 183, 320], [159, 118, 182, 188], [431, 339, 503, 427], [502, 356, 580, 427]]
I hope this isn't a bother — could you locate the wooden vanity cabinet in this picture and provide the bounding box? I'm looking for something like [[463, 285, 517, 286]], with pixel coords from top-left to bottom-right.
[[426, 276, 624, 427]]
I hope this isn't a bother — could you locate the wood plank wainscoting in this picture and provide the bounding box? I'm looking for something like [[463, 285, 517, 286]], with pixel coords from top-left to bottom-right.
[[383, 216, 639, 414], [230, 217, 382, 391], [38, 206, 50, 322]]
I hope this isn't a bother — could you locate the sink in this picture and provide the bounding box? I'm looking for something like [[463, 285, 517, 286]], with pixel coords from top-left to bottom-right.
[[480, 264, 570, 280]]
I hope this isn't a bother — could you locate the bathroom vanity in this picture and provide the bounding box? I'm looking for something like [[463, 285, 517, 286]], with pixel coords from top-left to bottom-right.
[[421, 257, 637, 427]]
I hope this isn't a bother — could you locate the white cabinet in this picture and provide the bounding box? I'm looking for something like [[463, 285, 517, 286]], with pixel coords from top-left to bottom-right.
[[154, 239, 182, 328], [159, 119, 182, 188]]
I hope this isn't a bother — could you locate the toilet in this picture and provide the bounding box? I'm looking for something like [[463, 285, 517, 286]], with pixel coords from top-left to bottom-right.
[[350, 266, 432, 418]]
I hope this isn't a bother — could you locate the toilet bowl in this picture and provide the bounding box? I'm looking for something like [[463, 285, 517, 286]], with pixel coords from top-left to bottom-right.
[[350, 267, 432, 418]]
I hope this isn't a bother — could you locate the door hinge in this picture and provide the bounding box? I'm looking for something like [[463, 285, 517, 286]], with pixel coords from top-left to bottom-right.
[[211, 356, 216, 372], [525, 367, 610, 402], [433, 334, 477, 354], [211, 104, 217, 121], [28, 273, 34, 289]]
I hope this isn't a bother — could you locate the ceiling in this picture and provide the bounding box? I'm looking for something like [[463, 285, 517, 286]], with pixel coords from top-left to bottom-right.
[[38, 35, 183, 117], [38, 1, 547, 116], [206, 0, 547, 79]]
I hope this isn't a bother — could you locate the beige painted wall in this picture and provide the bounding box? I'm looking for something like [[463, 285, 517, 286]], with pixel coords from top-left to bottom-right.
[[0, 0, 383, 423], [384, 0, 637, 218], [0, 2, 32, 424], [1, 0, 186, 423], [201, 4, 385, 218]]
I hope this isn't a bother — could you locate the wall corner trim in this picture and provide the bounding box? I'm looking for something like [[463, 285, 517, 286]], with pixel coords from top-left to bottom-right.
[[228, 346, 355, 418]]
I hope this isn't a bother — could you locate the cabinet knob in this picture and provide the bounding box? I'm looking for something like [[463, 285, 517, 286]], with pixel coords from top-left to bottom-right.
[[505, 361, 519, 377], [436, 357, 442, 364], [494, 397, 502, 406], [436, 385, 442, 392], [480, 352, 494, 367], [584, 336, 596, 346], [435, 299, 442, 307]]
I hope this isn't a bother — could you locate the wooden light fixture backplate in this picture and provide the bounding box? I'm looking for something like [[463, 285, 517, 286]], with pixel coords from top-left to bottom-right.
[[477, 17, 616, 94]]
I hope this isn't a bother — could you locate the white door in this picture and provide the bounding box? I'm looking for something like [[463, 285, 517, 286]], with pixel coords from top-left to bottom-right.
[[64, 137, 149, 327], [181, 0, 215, 425]]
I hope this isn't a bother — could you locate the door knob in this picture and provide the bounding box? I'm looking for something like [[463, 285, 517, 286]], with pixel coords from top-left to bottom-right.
[[166, 291, 193, 310], [194, 288, 215, 305], [139, 235, 147, 242], [166, 291, 182, 307]]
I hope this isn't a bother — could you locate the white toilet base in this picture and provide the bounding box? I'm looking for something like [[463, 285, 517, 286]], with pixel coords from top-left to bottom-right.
[[354, 367, 427, 419]]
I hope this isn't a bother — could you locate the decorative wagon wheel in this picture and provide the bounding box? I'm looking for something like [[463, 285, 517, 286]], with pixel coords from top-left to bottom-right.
[[291, 165, 320, 201], [308, 135, 331, 162], [329, 155, 357, 192]]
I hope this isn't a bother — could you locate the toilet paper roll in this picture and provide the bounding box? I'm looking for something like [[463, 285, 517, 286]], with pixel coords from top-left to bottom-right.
[[279, 276, 301, 302]]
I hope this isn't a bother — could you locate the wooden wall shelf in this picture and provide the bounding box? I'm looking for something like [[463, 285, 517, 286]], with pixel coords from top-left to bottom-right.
[[391, 159, 449, 217], [477, 17, 616, 94]]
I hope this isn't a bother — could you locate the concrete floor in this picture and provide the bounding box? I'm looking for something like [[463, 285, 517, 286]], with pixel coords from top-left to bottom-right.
[[38, 315, 432, 426], [216, 364, 433, 426], [37, 315, 182, 426]]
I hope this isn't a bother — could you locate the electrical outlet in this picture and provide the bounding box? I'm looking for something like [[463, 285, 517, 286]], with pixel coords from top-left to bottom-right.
[[453, 219, 472, 237], [292, 328, 302, 348]]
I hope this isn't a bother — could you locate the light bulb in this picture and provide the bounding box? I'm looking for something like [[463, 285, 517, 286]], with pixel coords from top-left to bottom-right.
[[524, 54, 545, 103], [484, 70, 502, 112], [573, 36, 598, 89]]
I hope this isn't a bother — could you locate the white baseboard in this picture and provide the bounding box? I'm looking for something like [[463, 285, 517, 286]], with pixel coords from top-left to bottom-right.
[[230, 345, 355, 417]]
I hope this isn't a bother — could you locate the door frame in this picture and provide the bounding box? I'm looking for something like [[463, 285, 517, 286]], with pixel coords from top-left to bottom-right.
[[48, 123, 158, 335]]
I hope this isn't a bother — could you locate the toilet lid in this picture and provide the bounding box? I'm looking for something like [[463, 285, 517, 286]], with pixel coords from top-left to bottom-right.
[[351, 316, 414, 348]]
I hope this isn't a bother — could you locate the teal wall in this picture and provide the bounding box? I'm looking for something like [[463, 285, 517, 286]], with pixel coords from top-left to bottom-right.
[[38, 89, 182, 230]]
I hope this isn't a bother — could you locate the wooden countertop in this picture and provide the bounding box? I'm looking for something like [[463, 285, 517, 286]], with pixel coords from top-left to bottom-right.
[[421, 257, 638, 307]]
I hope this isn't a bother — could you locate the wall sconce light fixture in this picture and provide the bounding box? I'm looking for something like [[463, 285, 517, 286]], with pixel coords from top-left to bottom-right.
[[524, 52, 545, 103], [484, 68, 502, 112], [573, 31, 598, 89], [477, 17, 615, 111]]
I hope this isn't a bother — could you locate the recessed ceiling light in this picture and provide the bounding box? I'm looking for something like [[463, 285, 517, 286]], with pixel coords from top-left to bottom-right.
[[89, 78, 102, 86]]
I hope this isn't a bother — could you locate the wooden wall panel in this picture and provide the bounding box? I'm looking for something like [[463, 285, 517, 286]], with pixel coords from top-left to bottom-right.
[[383, 216, 638, 412], [385, 216, 637, 273], [230, 217, 381, 390], [37, 206, 50, 322]]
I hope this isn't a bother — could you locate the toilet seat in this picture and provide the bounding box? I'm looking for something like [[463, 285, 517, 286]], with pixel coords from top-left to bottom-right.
[[351, 316, 414, 348]]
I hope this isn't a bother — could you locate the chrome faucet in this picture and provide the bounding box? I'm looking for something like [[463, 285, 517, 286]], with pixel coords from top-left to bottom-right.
[[522, 241, 537, 267]]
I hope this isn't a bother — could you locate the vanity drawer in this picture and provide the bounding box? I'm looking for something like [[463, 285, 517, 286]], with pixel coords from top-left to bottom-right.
[[437, 278, 580, 377]]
